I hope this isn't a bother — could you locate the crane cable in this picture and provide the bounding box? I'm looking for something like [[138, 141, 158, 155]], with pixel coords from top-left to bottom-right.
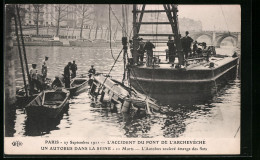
[[220, 5, 231, 35]]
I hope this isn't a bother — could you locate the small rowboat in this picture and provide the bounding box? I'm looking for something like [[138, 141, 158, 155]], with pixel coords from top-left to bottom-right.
[[90, 74, 160, 114], [25, 89, 70, 118], [67, 77, 88, 96]]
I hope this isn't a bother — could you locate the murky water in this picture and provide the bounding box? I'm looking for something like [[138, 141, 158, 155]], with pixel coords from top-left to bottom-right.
[[8, 45, 240, 138]]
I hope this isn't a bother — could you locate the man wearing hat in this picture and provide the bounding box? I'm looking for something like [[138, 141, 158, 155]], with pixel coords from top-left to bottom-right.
[[144, 40, 155, 66], [137, 38, 145, 62], [29, 64, 38, 92], [71, 60, 77, 79], [42, 56, 49, 80], [181, 31, 193, 59], [88, 65, 96, 78], [167, 35, 176, 64], [64, 62, 72, 88]]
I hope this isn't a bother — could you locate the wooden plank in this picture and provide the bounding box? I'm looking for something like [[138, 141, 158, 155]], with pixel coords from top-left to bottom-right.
[[136, 22, 171, 24], [135, 10, 174, 13], [137, 33, 174, 36]]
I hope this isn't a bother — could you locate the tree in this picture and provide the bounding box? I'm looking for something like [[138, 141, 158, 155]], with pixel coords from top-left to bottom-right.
[[32, 4, 44, 36], [93, 5, 107, 39], [75, 4, 93, 39], [51, 4, 68, 36]]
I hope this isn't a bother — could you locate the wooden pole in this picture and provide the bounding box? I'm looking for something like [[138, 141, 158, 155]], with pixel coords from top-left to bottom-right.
[[16, 5, 31, 91], [14, 14, 28, 97]]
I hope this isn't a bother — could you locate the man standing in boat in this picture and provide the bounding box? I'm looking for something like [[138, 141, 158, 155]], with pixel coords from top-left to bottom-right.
[[181, 31, 193, 59], [29, 64, 38, 93], [64, 62, 72, 88], [42, 56, 49, 81], [167, 36, 176, 65], [144, 40, 155, 66], [71, 60, 77, 79], [88, 65, 96, 78]]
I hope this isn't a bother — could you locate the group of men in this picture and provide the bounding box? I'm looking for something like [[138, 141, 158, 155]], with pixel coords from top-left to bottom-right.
[[29, 55, 97, 91], [167, 31, 213, 66], [129, 31, 214, 67], [129, 38, 155, 66], [63, 61, 96, 88], [29, 56, 49, 93], [167, 31, 194, 66], [63, 60, 78, 88]]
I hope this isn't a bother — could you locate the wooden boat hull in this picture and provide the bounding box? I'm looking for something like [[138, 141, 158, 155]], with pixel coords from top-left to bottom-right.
[[25, 90, 70, 118], [16, 95, 38, 108], [67, 78, 88, 96], [129, 57, 239, 104]]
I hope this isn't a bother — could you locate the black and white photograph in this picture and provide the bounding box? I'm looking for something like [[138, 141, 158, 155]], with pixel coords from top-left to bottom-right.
[[4, 3, 245, 155]]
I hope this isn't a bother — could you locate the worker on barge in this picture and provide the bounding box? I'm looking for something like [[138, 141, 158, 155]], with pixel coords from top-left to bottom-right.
[[137, 38, 145, 63], [167, 36, 176, 65], [144, 40, 155, 67], [181, 31, 193, 59]]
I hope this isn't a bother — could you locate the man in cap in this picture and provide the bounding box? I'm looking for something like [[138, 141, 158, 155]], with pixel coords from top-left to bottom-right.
[[181, 31, 193, 59], [167, 36, 176, 64], [64, 62, 72, 88], [192, 41, 198, 57], [71, 60, 78, 79], [137, 38, 145, 62], [42, 56, 49, 80], [29, 64, 38, 93], [144, 40, 155, 66], [88, 65, 96, 78]]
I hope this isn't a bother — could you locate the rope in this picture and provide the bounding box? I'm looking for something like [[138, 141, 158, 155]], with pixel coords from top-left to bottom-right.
[[220, 6, 231, 35], [109, 5, 128, 38], [98, 48, 124, 93], [109, 4, 116, 61]]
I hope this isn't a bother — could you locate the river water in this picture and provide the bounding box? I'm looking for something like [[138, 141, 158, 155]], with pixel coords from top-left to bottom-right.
[[9, 45, 240, 139]]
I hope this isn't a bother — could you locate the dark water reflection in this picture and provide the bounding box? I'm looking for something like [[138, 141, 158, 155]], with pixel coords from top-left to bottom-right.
[[10, 46, 240, 138]]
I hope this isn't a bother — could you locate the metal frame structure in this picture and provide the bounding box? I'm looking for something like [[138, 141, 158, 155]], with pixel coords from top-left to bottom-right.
[[132, 4, 183, 64]]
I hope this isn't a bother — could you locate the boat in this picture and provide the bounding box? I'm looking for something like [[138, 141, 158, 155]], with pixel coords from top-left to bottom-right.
[[69, 39, 119, 47], [13, 35, 63, 46], [126, 4, 239, 104], [25, 89, 70, 118], [67, 77, 88, 96], [69, 39, 93, 47], [90, 74, 160, 113]]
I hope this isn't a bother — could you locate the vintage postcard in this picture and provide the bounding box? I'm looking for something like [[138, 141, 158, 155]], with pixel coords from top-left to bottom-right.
[[4, 3, 242, 156]]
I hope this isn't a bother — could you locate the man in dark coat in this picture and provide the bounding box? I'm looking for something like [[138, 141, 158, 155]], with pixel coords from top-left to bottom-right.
[[71, 60, 77, 79], [181, 31, 193, 59], [144, 40, 155, 66], [88, 65, 96, 78], [193, 41, 198, 57], [167, 36, 176, 64], [64, 62, 71, 88], [137, 38, 145, 62]]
